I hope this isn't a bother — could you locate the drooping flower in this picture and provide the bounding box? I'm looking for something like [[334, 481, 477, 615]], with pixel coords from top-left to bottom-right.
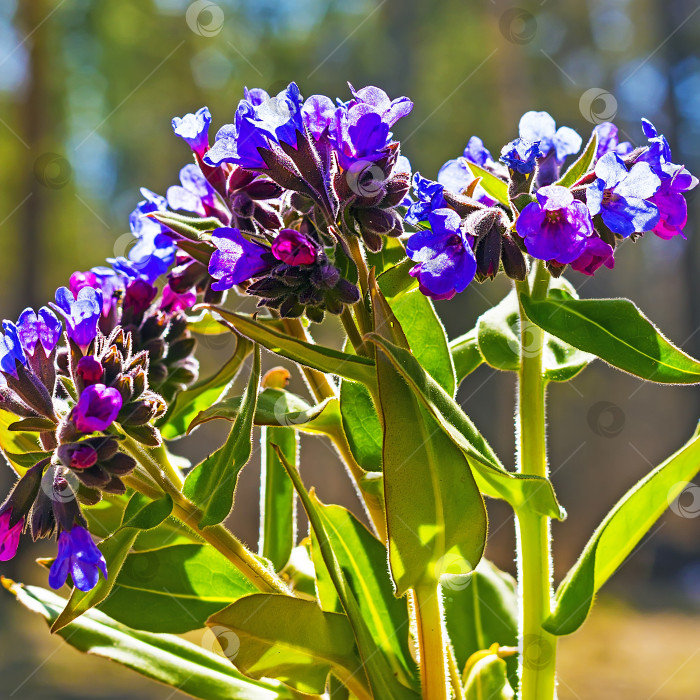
[[271, 229, 318, 266], [171, 106, 212, 158], [500, 138, 543, 175], [0, 509, 22, 561], [208, 228, 274, 291], [48, 525, 107, 592], [122, 279, 158, 315], [593, 122, 633, 159], [406, 208, 477, 300], [516, 185, 594, 263], [518, 111, 581, 184], [166, 164, 221, 218], [649, 164, 698, 239], [75, 356, 103, 386], [51, 287, 102, 349], [586, 153, 661, 237], [405, 173, 447, 225], [570, 236, 615, 276], [160, 283, 197, 313], [72, 383, 122, 434], [204, 83, 305, 170], [0, 321, 28, 377], [16, 307, 62, 358]]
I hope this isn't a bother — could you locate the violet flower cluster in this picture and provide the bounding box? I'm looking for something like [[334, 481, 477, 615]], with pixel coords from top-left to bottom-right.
[[404, 111, 697, 299]]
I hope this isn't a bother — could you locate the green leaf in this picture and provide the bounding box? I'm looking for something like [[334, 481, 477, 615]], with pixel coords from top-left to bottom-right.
[[464, 159, 509, 206], [544, 430, 700, 636], [259, 426, 297, 570], [5, 580, 300, 699], [450, 328, 484, 386], [197, 305, 376, 387], [51, 493, 173, 633], [150, 211, 223, 240], [365, 333, 565, 520], [207, 594, 369, 696], [463, 647, 515, 700], [370, 281, 487, 594], [556, 131, 598, 188], [366, 236, 407, 276], [444, 559, 518, 690], [99, 543, 257, 633], [478, 289, 594, 382], [308, 499, 418, 691], [0, 410, 41, 475], [276, 447, 419, 699], [160, 335, 253, 439], [339, 380, 382, 471], [2, 449, 52, 470], [183, 346, 260, 527], [521, 289, 700, 384], [190, 388, 339, 436]]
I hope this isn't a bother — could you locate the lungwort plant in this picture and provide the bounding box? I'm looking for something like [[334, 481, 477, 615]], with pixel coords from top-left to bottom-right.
[[1, 83, 698, 700]]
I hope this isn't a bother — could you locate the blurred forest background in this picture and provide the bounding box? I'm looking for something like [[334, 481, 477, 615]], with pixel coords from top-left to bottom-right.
[[1, 0, 699, 698]]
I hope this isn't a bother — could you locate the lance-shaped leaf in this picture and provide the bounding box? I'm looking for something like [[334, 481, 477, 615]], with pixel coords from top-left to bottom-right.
[[450, 328, 484, 387], [5, 580, 300, 700], [521, 289, 700, 384], [197, 305, 376, 386], [150, 211, 223, 240], [464, 160, 509, 206], [444, 559, 518, 691], [371, 279, 487, 594], [544, 430, 700, 636], [276, 446, 419, 699], [365, 334, 565, 520], [190, 388, 339, 436], [308, 499, 418, 691], [98, 543, 257, 633], [259, 426, 297, 571], [207, 594, 369, 697], [478, 289, 594, 382], [340, 380, 382, 471], [556, 131, 598, 188], [160, 335, 253, 439], [183, 346, 261, 527], [51, 492, 173, 633]]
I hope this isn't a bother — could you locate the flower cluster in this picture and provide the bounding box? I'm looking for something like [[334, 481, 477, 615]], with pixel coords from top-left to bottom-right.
[[404, 112, 697, 298]]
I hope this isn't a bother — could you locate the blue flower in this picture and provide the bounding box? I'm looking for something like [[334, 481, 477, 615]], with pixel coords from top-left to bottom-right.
[[438, 137, 498, 206], [406, 208, 476, 300], [404, 173, 447, 225], [586, 152, 661, 237], [49, 525, 107, 592], [463, 135, 496, 167], [500, 138, 543, 174], [50, 287, 102, 349], [301, 94, 337, 141], [166, 164, 220, 218], [516, 185, 594, 264], [204, 83, 305, 170], [593, 122, 632, 160], [15, 307, 62, 357], [208, 227, 274, 292], [171, 106, 211, 158], [0, 322, 27, 378]]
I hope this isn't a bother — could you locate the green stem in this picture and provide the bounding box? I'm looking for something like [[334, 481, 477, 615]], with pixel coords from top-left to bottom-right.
[[121, 435, 291, 596], [346, 236, 373, 337], [413, 585, 449, 700], [515, 260, 557, 700], [447, 644, 465, 700], [340, 306, 369, 357]]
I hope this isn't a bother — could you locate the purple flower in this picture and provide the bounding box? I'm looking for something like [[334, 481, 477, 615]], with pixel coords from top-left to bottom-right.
[[171, 106, 211, 158], [72, 383, 122, 433], [51, 287, 102, 349], [516, 185, 594, 263], [593, 122, 633, 159], [0, 322, 28, 378], [570, 236, 615, 276], [586, 153, 661, 237], [61, 442, 99, 469], [16, 307, 62, 357], [122, 279, 157, 315], [500, 138, 543, 175], [49, 525, 107, 592], [71, 267, 125, 318], [205, 83, 305, 170], [348, 85, 413, 127], [75, 356, 103, 386], [405, 173, 447, 225], [302, 94, 336, 141], [406, 208, 476, 300], [161, 283, 197, 313], [462, 135, 496, 167], [0, 509, 22, 561], [208, 227, 273, 291], [637, 119, 672, 170], [271, 229, 317, 266], [166, 164, 221, 218], [649, 164, 698, 239]]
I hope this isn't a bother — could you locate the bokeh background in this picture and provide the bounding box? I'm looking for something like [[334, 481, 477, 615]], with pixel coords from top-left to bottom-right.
[[1, 0, 699, 698]]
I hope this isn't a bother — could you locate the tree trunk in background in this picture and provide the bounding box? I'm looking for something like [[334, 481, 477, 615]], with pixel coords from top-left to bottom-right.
[[17, 0, 49, 310]]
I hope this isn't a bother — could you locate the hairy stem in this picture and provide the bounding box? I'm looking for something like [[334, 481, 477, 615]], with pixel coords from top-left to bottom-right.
[[121, 435, 291, 596], [414, 585, 449, 700], [515, 260, 557, 700]]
